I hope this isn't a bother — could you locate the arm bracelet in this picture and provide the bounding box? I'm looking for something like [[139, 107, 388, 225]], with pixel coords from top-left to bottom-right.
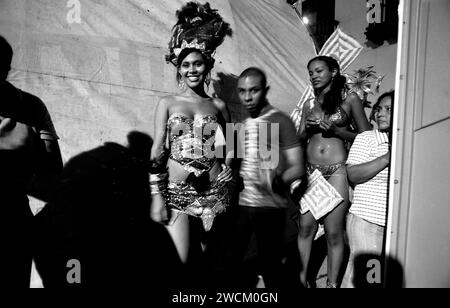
[[290, 179, 303, 195], [149, 173, 168, 196]]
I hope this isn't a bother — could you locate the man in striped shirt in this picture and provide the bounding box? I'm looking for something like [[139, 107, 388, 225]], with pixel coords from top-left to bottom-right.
[[223, 67, 304, 288], [341, 91, 394, 288]]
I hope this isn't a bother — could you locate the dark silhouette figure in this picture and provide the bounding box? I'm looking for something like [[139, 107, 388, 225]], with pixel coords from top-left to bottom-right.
[[34, 132, 182, 288], [0, 35, 62, 288]]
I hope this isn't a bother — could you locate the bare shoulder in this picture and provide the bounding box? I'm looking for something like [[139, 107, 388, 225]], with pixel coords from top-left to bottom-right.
[[345, 92, 363, 107], [157, 95, 180, 110], [158, 95, 176, 105]]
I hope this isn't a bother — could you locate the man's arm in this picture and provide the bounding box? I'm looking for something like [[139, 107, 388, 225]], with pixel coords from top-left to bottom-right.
[[30, 95, 63, 173], [43, 138, 63, 173], [270, 145, 305, 204], [27, 97, 63, 201], [0, 118, 31, 150], [279, 146, 305, 187], [26, 135, 63, 202], [273, 114, 306, 201]]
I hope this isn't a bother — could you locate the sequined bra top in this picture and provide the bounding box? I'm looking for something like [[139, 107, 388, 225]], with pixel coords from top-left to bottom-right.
[[328, 105, 350, 127], [167, 113, 219, 177], [308, 89, 351, 127]]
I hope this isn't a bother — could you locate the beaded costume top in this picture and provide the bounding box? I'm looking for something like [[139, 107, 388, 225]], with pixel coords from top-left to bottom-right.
[[167, 113, 219, 177], [328, 105, 350, 127]]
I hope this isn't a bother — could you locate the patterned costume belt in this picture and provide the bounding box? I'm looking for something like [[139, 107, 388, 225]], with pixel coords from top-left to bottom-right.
[[306, 161, 346, 181], [165, 180, 230, 231]]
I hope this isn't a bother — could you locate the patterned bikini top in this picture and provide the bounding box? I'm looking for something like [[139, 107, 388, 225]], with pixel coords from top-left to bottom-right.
[[328, 105, 351, 127], [167, 113, 219, 177], [309, 91, 351, 127]]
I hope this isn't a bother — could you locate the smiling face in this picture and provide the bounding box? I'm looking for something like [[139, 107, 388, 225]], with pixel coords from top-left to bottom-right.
[[375, 96, 392, 132], [237, 74, 267, 118], [308, 59, 336, 91], [178, 51, 208, 88]]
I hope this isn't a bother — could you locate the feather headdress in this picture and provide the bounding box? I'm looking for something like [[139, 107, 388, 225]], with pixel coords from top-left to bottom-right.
[[166, 2, 232, 67]]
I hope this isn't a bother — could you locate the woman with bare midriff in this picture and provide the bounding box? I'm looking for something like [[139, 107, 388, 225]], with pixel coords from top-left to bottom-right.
[[149, 2, 233, 268], [297, 56, 371, 288]]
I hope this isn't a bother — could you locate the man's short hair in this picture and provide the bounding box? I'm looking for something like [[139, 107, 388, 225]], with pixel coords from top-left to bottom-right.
[[238, 67, 267, 89]]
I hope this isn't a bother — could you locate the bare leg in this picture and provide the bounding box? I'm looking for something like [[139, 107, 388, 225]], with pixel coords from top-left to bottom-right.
[[297, 211, 318, 286], [323, 167, 349, 287], [166, 211, 190, 263]]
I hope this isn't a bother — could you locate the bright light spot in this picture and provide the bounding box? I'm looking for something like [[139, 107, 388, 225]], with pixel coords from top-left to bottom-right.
[[302, 16, 310, 25]]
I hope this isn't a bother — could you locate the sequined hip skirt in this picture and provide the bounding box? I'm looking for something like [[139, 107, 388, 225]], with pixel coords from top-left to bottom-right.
[[306, 161, 346, 181], [164, 180, 231, 231]]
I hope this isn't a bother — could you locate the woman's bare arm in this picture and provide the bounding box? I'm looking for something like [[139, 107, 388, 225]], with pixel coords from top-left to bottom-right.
[[151, 98, 170, 169], [150, 97, 170, 223], [348, 93, 371, 133], [214, 98, 233, 182]]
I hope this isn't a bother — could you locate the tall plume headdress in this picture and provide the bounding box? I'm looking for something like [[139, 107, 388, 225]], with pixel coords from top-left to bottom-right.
[[166, 2, 232, 67]]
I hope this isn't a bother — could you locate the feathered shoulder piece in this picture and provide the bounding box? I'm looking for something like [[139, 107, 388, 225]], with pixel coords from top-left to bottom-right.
[[166, 2, 232, 66]]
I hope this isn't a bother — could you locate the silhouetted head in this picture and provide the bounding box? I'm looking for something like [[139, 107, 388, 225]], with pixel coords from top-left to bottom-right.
[[127, 131, 153, 161], [0, 36, 13, 81]]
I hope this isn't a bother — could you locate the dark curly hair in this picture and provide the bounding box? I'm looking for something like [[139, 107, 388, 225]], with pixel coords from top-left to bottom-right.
[[370, 90, 395, 122], [166, 2, 232, 67], [308, 56, 347, 115]]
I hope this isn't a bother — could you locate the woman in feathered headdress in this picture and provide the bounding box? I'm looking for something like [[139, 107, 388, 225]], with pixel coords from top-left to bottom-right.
[[149, 2, 233, 267]]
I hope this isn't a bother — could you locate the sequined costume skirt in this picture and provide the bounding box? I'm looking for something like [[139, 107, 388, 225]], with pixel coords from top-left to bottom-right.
[[165, 180, 231, 231], [306, 161, 346, 181]]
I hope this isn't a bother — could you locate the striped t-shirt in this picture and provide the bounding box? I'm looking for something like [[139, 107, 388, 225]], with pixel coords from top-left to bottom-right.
[[239, 105, 301, 209], [346, 130, 389, 226]]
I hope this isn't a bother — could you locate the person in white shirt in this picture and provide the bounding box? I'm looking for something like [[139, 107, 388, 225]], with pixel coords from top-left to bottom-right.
[[341, 90, 394, 288]]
